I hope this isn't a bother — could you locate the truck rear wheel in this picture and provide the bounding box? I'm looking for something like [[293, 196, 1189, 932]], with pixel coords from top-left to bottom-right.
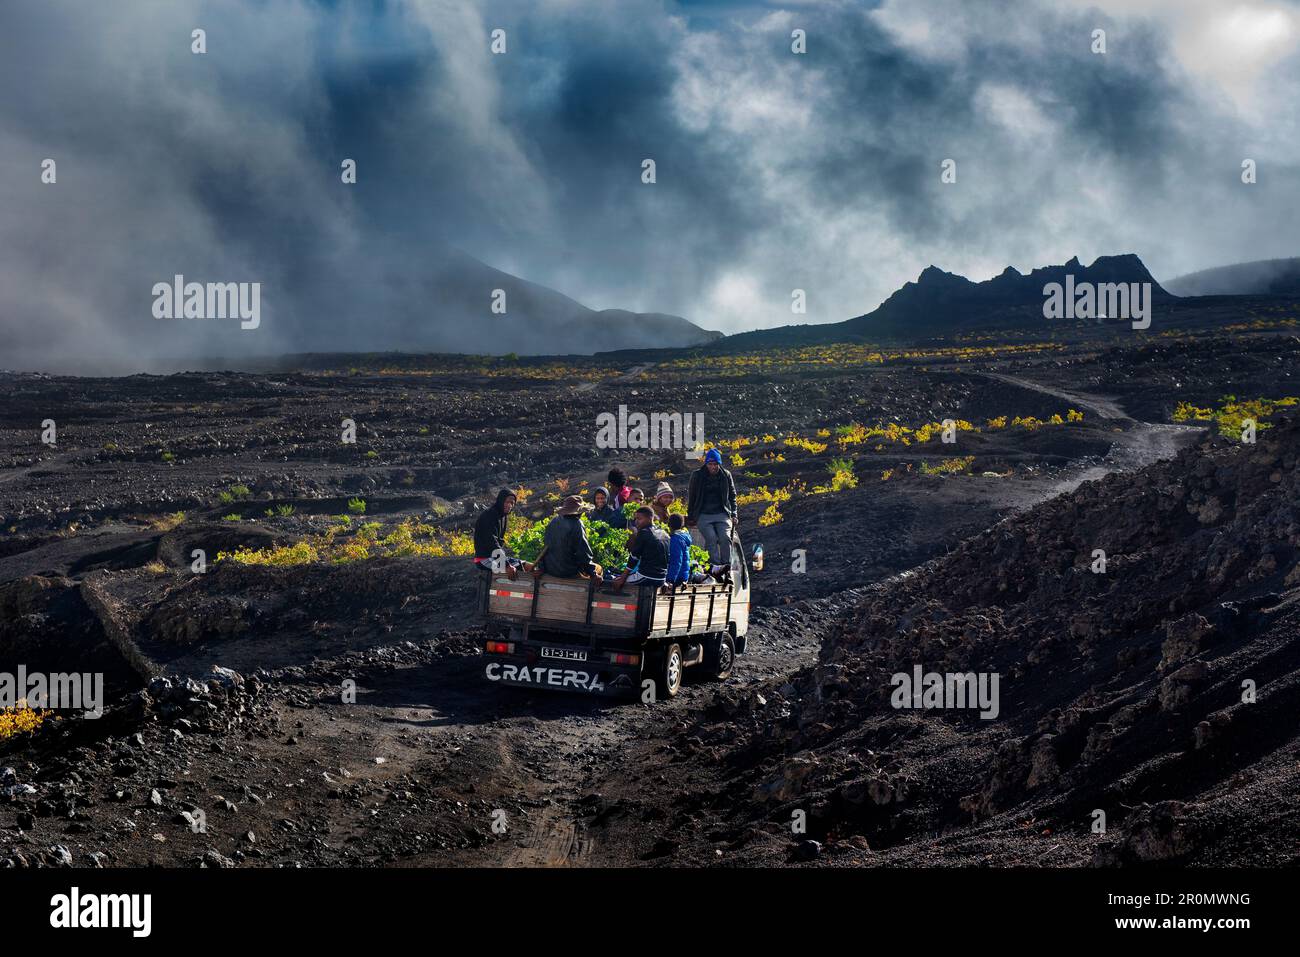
[[704, 633, 735, 681], [655, 643, 683, 699]]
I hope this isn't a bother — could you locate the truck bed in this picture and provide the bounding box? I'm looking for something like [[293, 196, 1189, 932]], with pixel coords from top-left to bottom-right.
[[478, 570, 747, 640]]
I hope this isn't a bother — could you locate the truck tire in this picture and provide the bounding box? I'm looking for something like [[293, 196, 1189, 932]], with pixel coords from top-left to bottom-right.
[[656, 643, 684, 699], [703, 633, 735, 681]]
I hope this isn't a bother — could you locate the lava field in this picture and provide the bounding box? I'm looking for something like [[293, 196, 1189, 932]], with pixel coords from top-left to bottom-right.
[[1, 329, 1297, 868]]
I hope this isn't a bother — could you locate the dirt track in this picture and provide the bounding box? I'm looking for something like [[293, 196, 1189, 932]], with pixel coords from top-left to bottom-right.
[[436, 382, 1197, 866]]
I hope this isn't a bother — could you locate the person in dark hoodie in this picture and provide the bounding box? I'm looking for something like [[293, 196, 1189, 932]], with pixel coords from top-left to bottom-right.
[[535, 496, 603, 579], [473, 488, 530, 579], [590, 486, 627, 529]]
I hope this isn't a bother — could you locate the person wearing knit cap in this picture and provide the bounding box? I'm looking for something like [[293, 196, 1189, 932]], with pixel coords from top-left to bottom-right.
[[650, 481, 675, 524], [686, 447, 737, 582]]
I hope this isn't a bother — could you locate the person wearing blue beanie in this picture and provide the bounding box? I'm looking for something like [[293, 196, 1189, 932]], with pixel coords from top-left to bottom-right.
[[686, 447, 737, 581]]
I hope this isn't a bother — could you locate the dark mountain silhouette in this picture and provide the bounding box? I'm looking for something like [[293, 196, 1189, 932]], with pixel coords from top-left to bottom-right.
[[416, 248, 720, 354], [1164, 257, 1300, 297], [409, 248, 717, 355], [713, 254, 1172, 350]]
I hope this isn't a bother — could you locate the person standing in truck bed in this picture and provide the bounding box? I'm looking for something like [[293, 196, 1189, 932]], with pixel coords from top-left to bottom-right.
[[686, 448, 737, 583]]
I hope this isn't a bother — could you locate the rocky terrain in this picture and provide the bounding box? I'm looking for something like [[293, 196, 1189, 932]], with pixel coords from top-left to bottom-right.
[[1, 326, 1296, 867], [638, 419, 1300, 867]]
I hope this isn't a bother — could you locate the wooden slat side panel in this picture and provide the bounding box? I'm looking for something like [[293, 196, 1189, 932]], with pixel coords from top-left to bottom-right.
[[486, 577, 535, 618], [653, 591, 695, 633], [592, 589, 640, 628], [642, 584, 740, 634], [535, 580, 588, 619], [672, 598, 693, 630]]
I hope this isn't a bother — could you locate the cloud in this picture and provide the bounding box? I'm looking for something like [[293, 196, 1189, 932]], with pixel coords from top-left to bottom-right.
[[0, 0, 1297, 370]]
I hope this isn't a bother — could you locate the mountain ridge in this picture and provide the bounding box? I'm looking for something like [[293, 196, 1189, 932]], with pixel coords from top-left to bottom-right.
[[711, 253, 1172, 351], [412, 247, 722, 355]]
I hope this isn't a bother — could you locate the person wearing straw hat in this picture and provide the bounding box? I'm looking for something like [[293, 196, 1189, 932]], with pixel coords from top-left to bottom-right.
[[534, 495, 602, 579]]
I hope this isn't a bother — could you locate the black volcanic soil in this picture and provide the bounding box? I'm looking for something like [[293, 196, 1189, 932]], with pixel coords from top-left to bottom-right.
[[613, 419, 1300, 868], [0, 330, 1294, 867]]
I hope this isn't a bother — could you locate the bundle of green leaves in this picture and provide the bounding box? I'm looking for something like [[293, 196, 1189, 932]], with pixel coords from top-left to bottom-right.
[[505, 514, 632, 566], [505, 513, 710, 573], [586, 519, 631, 570], [505, 517, 547, 563]]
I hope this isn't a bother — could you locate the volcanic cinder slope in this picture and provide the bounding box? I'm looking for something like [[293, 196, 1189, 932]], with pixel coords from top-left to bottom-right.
[[659, 419, 1300, 866], [1, 318, 1297, 867]]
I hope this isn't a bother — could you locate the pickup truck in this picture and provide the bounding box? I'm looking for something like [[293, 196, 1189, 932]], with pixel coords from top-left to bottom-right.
[[476, 534, 751, 699]]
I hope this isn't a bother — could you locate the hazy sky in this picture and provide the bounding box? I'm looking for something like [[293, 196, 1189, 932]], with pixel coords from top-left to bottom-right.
[[2, 0, 1298, 368]]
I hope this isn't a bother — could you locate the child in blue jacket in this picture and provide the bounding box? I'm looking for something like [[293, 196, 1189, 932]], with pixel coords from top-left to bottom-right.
[[666, 513, 692, 586]]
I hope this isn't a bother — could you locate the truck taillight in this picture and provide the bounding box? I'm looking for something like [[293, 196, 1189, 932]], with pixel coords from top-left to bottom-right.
[[609, 652, 640, 666], [486, 640, 514, 654]]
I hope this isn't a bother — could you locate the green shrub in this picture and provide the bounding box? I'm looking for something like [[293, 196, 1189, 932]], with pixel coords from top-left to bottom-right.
[[219, 484, 251, 504]]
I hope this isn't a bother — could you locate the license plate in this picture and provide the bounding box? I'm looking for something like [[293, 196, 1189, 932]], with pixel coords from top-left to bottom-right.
[[540, 646, 587, 661]]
